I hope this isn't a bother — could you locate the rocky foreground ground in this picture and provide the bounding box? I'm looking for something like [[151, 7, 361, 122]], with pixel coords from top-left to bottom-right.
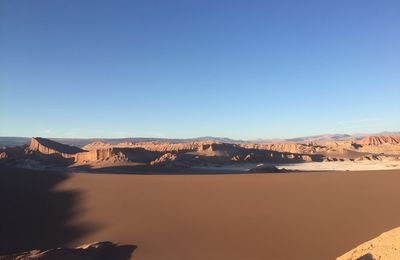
[[337, 227, 400, 260], [0, 242, 135, 260], [4, 230, 400, 260]]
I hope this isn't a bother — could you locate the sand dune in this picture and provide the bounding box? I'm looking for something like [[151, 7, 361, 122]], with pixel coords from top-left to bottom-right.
[[61, 169, 400, 259], [2, 167, 398, 259]]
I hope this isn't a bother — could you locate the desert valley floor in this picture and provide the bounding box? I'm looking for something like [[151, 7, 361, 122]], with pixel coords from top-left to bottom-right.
[[2, 166, 400, 259]]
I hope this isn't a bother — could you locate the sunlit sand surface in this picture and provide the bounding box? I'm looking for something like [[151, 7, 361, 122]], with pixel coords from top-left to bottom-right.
[[52, 169, 400, 259]]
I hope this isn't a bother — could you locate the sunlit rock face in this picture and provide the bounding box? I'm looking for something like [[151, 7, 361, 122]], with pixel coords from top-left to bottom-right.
[[4, 135, 398, 171], [29, 137, 84, 159], [337, 227, 400, 260]]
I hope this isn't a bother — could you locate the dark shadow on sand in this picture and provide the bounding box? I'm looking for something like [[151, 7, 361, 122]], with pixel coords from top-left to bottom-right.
[[0, 166, 128, 256], [356, 253, 375, 260], [0, 166, 90, 254], [92, 244, 137, 260]]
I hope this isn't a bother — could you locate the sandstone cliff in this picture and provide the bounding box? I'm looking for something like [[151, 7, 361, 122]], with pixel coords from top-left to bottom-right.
[[82, 140, 237, 154], [17, 135, 400, 171], [355, 135, 400, 155], [82, 140, 322, 164], [29, 137, 85, 159]]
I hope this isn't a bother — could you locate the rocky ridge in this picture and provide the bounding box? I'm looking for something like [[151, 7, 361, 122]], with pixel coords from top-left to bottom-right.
[[359, 135, 400, 146], [1, 135, 400, 171]]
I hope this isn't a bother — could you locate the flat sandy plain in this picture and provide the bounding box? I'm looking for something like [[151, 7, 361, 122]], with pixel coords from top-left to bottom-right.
[[1, 167, 400, 259]]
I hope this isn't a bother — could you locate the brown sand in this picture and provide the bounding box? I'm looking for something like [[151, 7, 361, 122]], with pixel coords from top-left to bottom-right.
[[2, 168, 400, 259]]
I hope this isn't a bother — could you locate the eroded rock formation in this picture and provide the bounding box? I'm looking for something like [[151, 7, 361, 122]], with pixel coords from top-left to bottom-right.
[[2, 135, 399, 172], [29, 137, 85, 160], [359, 135, 400, 146]]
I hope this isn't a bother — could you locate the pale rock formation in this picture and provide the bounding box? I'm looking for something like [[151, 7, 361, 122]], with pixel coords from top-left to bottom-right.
[[150, 153, 178, 166], [355, 135, 400, 155], [301, 155, 313, 161], [75, 148, 124, 163], [337, 227, 400, 260], [82, 141, 205, 152], [149, 153, 191, 168], [80, 141, 111, 151]]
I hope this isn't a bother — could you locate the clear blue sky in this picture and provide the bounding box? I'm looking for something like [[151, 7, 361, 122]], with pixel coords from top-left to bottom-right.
[[1, 0, 399, 139]]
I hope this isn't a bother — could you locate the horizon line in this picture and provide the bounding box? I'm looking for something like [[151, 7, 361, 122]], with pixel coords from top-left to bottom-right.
[[0, 130, 399, 141]]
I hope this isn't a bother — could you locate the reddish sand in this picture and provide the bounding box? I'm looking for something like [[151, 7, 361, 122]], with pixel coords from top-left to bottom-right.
[[2, 167, 400, 259]]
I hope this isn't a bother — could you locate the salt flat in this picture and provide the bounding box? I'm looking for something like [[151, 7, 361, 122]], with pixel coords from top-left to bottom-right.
[[278, 160, 400, 171]]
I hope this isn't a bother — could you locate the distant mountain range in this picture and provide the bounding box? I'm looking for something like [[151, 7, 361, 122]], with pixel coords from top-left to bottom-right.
[[1, 132, 399, 148], [0, 136, 240, 148]]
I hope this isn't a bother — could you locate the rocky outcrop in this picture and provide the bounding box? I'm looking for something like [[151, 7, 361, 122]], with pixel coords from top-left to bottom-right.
[[82, 141, 204, 153], [243, 137, 400, 157], [0, 241, 136, 260], [337, 227, 400, 260], [149, 153, 199, 168], [29, 137, 85, 159], [353, 135, 400, 155], [150, 153, 179, 167], [195, 142, 242, 157], [21, 136, 400, 171], [323, 157, 349, 162], [248, 164, 288, 173], [27, 138, 161, 164], [241, 142, 328, 154], [80, 140, 323, 164], [75, 148, 126, 163], [353, 154, 400, 162], [83, 140, 241, 155], [301, 155, 313, 161], [359, 135, 400, 146], [75, 148, 160, 164], [80, 141, 112, 151], [0, 146, 31, 163]]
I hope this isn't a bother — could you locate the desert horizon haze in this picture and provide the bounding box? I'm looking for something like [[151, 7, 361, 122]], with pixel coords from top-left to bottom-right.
[[1, 0, 400, 259]]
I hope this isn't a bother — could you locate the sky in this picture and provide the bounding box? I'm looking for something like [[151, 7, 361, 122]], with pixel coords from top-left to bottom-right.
[[1, 0, 399, 139]]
